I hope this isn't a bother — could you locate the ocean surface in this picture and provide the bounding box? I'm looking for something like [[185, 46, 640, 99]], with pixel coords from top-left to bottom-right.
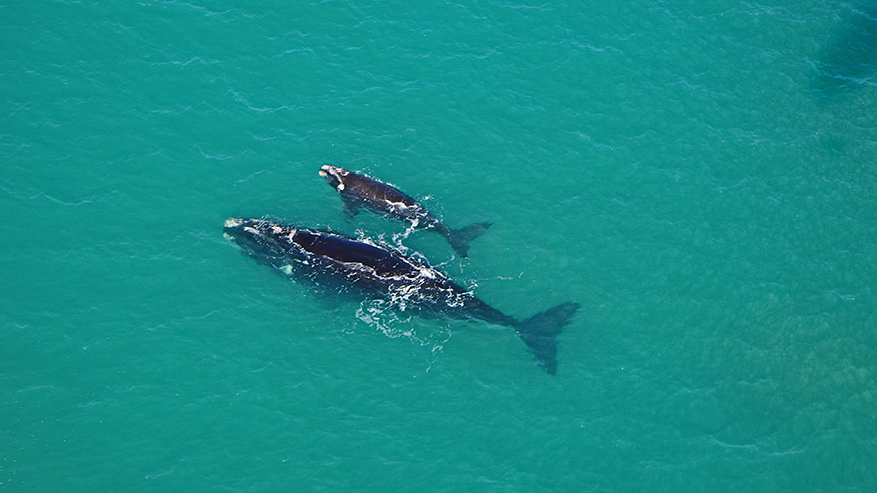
[[3, 0, 877, 491]]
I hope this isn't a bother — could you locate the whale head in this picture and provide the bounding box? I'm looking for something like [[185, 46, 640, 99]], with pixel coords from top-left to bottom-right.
[[224, 217, 297, 264], [319, 165, 349, 191]]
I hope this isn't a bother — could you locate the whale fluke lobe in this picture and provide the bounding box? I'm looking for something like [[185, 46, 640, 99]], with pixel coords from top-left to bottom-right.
[[447, 222, 492, 258], [514, 301, 579, 375]]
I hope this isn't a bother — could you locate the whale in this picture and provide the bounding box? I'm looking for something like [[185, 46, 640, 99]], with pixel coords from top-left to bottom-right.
[[224, 217, 578, 374], [319, 165, 491, 258]]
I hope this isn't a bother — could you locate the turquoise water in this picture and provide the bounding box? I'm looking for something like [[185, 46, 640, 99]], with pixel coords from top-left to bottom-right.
[[3, 0, 877, 490]]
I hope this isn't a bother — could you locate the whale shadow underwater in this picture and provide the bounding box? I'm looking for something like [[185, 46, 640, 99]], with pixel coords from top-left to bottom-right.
[[224, 217, 578, 374], [813, 0, 877, 96]]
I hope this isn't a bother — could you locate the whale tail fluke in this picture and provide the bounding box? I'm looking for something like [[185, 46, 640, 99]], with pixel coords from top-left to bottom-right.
[[515, 301, 579, 375], [447, 222, 492, 258]]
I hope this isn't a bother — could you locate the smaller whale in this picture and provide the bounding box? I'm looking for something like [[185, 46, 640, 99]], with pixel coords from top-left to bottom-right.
[[319, 165, 491, 258]]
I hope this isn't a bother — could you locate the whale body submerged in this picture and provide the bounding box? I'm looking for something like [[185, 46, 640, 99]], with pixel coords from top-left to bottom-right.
[[224, 217, 578, 374]]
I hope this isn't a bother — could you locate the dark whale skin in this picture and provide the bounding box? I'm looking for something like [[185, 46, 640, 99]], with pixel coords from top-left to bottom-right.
[[319, 165, 491, 258], [224, 217, 577, 374]]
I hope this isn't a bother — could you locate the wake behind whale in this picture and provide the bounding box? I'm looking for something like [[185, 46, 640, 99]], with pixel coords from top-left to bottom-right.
[[224, 217, 577, 374]]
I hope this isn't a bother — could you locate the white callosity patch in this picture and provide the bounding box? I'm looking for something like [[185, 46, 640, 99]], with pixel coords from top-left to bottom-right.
[[224, 217, 243, 228], [320, 165, 347, 191]]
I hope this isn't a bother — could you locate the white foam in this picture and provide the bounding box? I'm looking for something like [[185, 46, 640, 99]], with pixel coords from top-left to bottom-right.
[[355, 299, 450, 344]]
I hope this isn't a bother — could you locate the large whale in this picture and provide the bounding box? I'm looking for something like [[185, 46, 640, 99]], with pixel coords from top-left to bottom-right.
[[224, 217, 578, 374], [319, 165, 491, 258]]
